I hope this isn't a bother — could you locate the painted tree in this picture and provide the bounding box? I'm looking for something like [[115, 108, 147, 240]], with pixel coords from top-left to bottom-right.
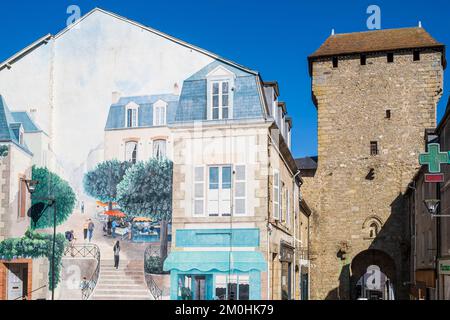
[[32, 166, 76, 229], [0, 229, 66, 291], [83, 160, 133, 210], [117, 158, 173, 260]]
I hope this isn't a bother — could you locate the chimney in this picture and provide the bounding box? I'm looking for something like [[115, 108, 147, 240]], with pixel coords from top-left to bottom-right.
[[112, 91, 121, 104], [418, 21, 422, 28], [173, 83, 180, 95], [29, 108, 37, 121], [331, 28, 335, 36]]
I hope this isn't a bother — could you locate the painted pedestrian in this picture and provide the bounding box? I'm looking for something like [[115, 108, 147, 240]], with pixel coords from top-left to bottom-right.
[[113, 241, 120, 269]]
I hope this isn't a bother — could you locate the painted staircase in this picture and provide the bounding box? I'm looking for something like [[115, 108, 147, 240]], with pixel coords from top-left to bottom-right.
[[90, 260, 154, 300]]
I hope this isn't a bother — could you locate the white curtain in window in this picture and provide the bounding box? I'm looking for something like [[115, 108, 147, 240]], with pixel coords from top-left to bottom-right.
[[153, 140, 167, 159], [125, 141, 137, 163]]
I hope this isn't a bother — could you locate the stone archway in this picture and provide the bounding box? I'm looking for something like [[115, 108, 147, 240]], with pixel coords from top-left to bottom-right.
[[350, 249, 396, 300]]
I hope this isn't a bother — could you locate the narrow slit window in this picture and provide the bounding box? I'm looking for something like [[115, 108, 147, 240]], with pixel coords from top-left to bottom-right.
[[370, 141, 378, 156], [385, 110, 391, 119], [332, 57, 338, 68], [360, 54, 367, 66], [387, 53, 394, 63], [413, 50, 421, 61]]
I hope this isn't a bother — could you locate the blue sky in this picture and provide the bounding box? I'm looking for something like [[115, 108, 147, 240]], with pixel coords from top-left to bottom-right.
[[0, 0, 449, 158]]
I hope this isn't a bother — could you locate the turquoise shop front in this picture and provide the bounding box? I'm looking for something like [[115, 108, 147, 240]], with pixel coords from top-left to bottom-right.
[[163, 228, 267, 300]]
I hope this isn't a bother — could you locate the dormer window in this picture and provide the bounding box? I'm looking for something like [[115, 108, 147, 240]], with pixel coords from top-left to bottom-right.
[[153, 100, 167, 126], [207, 66, 235, 120], [125, 102, 139, 128], [212, 81, 230, 120]]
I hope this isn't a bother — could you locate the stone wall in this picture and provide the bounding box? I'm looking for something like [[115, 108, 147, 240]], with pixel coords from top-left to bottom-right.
[[303, 49, 444, 300]]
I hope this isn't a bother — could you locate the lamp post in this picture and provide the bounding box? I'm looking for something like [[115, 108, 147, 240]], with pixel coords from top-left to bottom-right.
[[24, 179, 57, 301]]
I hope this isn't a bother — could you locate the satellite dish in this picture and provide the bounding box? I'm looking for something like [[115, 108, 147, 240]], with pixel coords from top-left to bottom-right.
[[27, 202, 48, 226]]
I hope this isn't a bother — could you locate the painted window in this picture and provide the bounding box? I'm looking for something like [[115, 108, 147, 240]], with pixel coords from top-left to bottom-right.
[[208, 165, 232, 216], [214, 274, 249, 300], [193, 166, 205, 216], [125, 141, 138, 164], [211, 81, 231, 120], [153, 100, 167, 126], [153, 140, 167, 159], [273, 170, 280, 220], [234, 165, 246, 215], [126, 104, 138, 128]]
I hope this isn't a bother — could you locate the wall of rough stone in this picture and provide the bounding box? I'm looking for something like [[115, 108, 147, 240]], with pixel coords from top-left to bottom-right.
[[303, 49, 444, 300]]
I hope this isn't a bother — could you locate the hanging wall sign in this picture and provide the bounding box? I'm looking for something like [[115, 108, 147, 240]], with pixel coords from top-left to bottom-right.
[[419, 143, 450, 174]]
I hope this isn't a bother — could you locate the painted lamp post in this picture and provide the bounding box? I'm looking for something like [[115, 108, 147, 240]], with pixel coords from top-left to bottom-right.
[[24, 179, 58, 300]]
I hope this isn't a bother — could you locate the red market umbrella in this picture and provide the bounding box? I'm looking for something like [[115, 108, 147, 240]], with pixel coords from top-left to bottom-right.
[[103, 210, 126, 218]]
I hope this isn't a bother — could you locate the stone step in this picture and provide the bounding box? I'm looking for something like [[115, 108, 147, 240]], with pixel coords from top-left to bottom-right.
[[94, 289, 150, 295], [98, 279, 145, 284], [100, 271, 143, 276], [95, 284, 147, 291]]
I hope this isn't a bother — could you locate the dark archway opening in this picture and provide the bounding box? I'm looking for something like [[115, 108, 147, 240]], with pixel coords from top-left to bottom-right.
[[351, 249, 396, 300]]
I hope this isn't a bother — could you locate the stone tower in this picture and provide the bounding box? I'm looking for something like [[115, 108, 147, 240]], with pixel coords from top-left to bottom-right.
[[302, 27, 446, 300]]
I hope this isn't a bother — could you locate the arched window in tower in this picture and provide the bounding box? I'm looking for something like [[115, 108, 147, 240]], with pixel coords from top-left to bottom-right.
[[125, 141, 138, 164], [369, 223, 379, 238]]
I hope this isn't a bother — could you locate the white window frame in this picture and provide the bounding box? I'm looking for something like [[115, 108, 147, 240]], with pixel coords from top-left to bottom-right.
[[207, 165, 232, 216], [153, 99, 167, 126], [273, 169, 280, 220], [234, 164, 246, 216], [125, 102, 139, 128], [193, 166, 206, 216], [206, 66, 235, 121]]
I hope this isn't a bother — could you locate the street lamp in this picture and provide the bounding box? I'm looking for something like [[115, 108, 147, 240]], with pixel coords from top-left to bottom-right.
[[24, 179, 57, 301], [423, 199, 440, 216], [24, 179, 39, 194]]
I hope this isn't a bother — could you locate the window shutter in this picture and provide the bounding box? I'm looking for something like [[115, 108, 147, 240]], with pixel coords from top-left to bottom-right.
[[194, 166, 205, 216], [286, 189, 290, 226], [234, 165, 246, 215], [273, 170, 280, 220]]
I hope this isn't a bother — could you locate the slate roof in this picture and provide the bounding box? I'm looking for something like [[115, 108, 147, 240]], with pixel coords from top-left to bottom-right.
[[295, 156, 318, 170], [105, 94, 180, 130], [11, 111, 42, 133], [0, 95, 33, 155], [309, 27, 444, 59], [0, 95, 19, 142]]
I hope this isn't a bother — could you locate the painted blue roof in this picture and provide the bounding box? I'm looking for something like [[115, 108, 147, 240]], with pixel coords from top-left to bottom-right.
[[105, 94, 180, 130], [11, 112, 42, 133], [0, 96, 17, 141], [105, 61, 267, 130], [0, 95, 33, 155]]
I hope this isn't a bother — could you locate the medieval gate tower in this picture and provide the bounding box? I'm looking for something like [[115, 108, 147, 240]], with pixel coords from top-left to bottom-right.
[[302, 27, 446, 299]]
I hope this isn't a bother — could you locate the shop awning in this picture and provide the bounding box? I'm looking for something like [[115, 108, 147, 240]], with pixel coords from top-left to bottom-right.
[[163, 251, 266, 272]]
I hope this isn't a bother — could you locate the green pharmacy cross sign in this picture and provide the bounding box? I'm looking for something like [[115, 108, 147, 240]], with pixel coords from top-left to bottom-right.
[[419, 143, 450, 173]]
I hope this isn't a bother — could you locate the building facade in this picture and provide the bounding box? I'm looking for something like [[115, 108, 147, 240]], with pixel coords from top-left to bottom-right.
[[103, 60, 307, 300], [406, 98, 450, 300], [0, 96, 48, 300], [301, 27, 446, 300]]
